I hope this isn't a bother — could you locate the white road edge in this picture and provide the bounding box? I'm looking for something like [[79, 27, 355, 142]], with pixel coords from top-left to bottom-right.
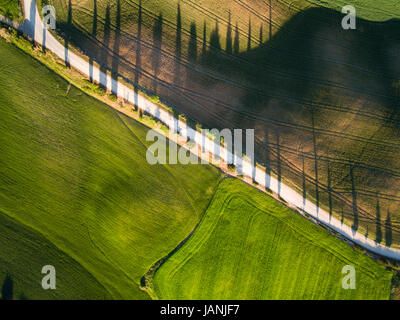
[[1, 0, 400, 260]]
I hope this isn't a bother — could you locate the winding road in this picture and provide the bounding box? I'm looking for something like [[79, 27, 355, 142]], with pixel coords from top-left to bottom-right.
[[2, 0, 400, 260]]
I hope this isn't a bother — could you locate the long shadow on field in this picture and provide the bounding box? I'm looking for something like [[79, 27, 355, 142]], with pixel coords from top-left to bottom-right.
[[100, 5, 111, 87], [89, 0, 97, 81], [376, 198, 382, 244], [311, 109, 320, 215], [226, 11, 232, 55], [302, 156, 306, 208], [327, 161, 333, 219], [206, 8, 399, 119], [247, 18, 251, 52], [386, 210, 393, 247], [268, 0, 272, 40], [174, 4, 182, 86], [65, 0, 72, 67], [134, 0, 142, 108], [276, 129, 282, 197], [111, 0, 121, 94], [188, 22, 197, 62], [233, 22, 239, 55], [1, 275, 13, 300], [350, 165, 358, 232], [152, 13, 163, 93], [198, 7, 400, 235]]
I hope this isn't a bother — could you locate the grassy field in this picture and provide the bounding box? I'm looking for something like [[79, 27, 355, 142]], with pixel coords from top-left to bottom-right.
[[0, 0, 22, 20], [153, 178, 393, 300], [0, 210, 110, 299], [0, 37, 222, 299], [37, 0, 400, 247], [307, 0, 400, 21]]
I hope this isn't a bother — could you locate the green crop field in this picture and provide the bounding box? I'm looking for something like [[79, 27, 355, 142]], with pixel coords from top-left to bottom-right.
[[153, 178, 393, 300], [0, 209, 109, 299], [38, 0, 400, 248], [0, 37, 222, 299], [307, 0, 400, 21]]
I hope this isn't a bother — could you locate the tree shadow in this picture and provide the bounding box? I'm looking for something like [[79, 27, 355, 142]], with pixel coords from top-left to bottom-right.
[[341, 205, 344, 225], [29, 0, 36, 40], [385, 210, 393, 247], [89, 0, 97, 82], [204, 19, 221, 68], [268, 0, 272, 40], [1, 275, 13, 300], [111, 0, 121, 95], [174, 3, 182, 86], [64, 0, 72, 67], [99, 4, 111, 88], [226, 10, 232, 55], [247, 18, 251, 52], [327, 160, 333, 219], [233, 22, 239, 55], [376, 198, 382, 243], [264, 127, 271, 190], [91, 0, 97, 36], [201, 20, 207, 59], [152, 13, 163, 92], [311, 109, 319, 214], [350, 165, 358, 232], [209, 19, 221, 50], [134, 0, 142, 108], [188, 22, 198, 62], [276, 130, 281, 197], [302, 155, 306, 208]]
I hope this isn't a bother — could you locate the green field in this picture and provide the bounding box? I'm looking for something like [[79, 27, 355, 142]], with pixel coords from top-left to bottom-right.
[[0, 0, 22, 20], [308, 0, 400, 21], [0, 209, 109, 299], [0, 37, 222, 299], [153, 178, 393, 300]]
